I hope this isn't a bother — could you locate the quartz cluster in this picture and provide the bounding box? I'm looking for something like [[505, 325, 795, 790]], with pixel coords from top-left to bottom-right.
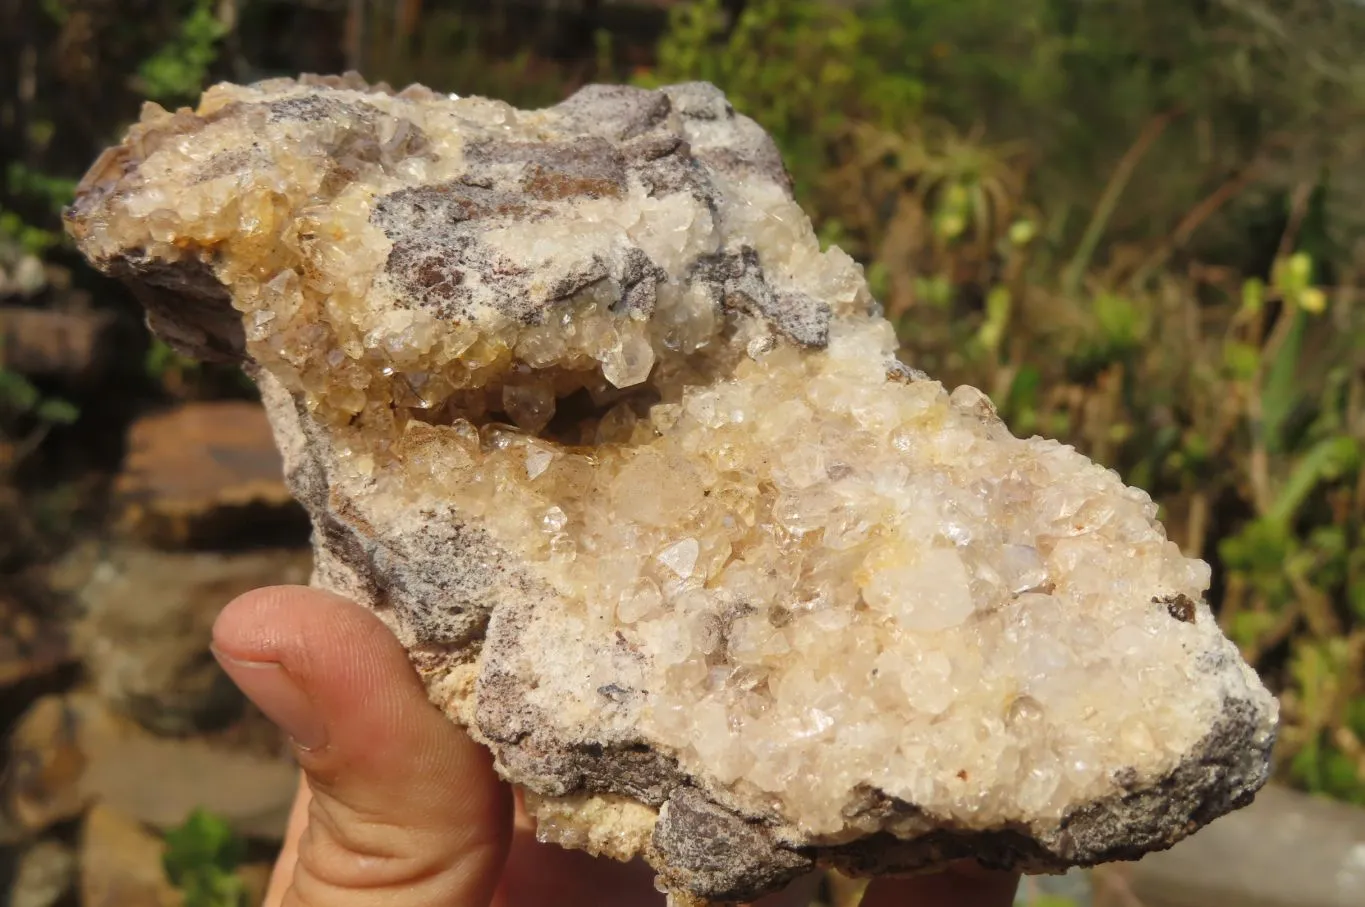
[[66, 73, 1278, 904]]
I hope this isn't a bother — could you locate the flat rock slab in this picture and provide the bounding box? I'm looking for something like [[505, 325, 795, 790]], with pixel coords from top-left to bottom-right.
[[66, 74, 1278, 904], [0, 306, 115, 382], [79, 804, 182, 907], [114, 401, 306, 547], [75, 698, 298, 841], [3, 693, 298, 847]]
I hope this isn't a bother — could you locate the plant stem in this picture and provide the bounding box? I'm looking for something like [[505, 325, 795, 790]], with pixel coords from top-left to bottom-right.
[[1063, 110, 1180, 295]]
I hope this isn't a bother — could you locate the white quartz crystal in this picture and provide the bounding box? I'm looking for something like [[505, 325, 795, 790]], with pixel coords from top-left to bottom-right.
[[67, 74, 1278, 906]]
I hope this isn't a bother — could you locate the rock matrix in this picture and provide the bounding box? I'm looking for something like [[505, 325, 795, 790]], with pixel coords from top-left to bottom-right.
[[66, 74, 1278, 904]]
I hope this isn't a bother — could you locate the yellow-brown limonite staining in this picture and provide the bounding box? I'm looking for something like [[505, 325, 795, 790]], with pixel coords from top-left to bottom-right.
[[67, 74, 1277, 905]]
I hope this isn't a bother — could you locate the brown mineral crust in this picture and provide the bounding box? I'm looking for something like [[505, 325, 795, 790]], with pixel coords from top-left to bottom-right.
[[633, 139, 716, 203], [467, 138, 630, 201], [1161, 593, 1198, 624], [190, 147, 264, 186], [816, 697, 1272, 875], [266, 92, 379, 125], [698, 246, 832, 347], [474, 583, 688, 807], [661, 83, 795, 194], [259, 377, 508, 652], [65, 74, 1278, 906], [615, 248, 669, 318], [483, 690, 1269, 905], [650, 787, 814, 903], [553, 84, 675, 142], [109, 255, 243, 364]]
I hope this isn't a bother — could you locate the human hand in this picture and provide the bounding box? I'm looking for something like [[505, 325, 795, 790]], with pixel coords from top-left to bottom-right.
[[212, 586, 1020, 907]]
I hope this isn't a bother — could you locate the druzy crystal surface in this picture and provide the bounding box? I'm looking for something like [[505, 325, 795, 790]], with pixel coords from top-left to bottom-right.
[[66, 74, 1277, 904]]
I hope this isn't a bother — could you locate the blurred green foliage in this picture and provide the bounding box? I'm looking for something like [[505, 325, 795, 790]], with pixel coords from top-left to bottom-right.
[[1, 163, 74, 254], [0, 369, 78, 427], [162, 809, 249, 907], [359, 8, 567, 110], [136, 0, 228, 103], [0, 346, 80, 476], [639, 0, 923, 199]]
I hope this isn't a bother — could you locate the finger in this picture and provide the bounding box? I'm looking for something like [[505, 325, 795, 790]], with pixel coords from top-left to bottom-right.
[[213, 586, 513, 907], [262, 774, 311, 907], [859, 865, 1020, 907]]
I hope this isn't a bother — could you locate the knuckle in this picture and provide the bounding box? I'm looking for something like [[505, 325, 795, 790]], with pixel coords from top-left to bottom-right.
[[285, 814, 459, 906], [281, 791, 502, 907]]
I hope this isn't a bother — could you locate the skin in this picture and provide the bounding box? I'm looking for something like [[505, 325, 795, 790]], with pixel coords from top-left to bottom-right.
[[212, 586, 1020, 907]]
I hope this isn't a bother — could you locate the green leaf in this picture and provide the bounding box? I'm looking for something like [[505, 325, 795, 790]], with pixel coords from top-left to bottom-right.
[[0, 210, 23, 238], [816, 217, 850, 252], [35, 398, 80, 426], [136, 0, 227, 103], [5, 162, 78, 209], [1222, 340, 1261, 381], [163, 809, 245, 887], [1220, 517, 1292, 573], [182, 871, 247, 907], [0, 369, 41, 413], [976, 286, 1012, 353], [865, 260, 890, 300], [1008, 219, 1037, 245], [1260, 307, 1307, 455], [1298, 287, 1328, 314], [1182, 431, 1211, 467], [1269, 436, 1362, 524], [912, 274, 953, 309], [1227, 610, 1277, 651], [1240, 277, 1265, 315], [1274, 252, 1314, 294], [1092, 291, 1147, 356], [1289, 639, 1353, 728], [1001, 365, 1042, 434], [145, 338, 200, 381], [40, 0, 69, 24]]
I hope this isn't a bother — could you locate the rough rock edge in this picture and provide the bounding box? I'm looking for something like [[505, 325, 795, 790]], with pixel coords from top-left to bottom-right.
[[512, 669, 1274, 904], [65, 77, 1278, 905], [261, 303, 1274, 904]]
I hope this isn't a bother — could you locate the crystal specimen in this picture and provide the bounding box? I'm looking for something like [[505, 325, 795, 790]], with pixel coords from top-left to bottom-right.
[[65, 73, 1278, 904]]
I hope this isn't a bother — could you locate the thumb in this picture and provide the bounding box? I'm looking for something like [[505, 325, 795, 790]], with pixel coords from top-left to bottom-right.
[[212, 586, 512, 907]]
